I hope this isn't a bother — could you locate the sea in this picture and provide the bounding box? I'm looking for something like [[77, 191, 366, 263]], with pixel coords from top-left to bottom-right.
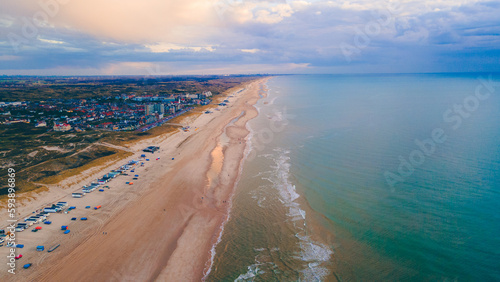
[[206, 74, 500, 281]]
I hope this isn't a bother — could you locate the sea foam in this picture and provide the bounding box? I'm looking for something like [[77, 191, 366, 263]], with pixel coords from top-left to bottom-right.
[[266, 148, 333, 281]]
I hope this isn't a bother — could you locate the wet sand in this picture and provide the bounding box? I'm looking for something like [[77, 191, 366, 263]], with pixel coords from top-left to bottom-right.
[[1, 77, 270, 281]]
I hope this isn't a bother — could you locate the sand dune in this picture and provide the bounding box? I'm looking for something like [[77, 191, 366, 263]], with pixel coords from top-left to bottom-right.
[[0, 77, 269, 281]]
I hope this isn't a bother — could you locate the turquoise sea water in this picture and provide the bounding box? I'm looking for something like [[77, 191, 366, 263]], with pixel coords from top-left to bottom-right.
[[208, 74, 500, 281]]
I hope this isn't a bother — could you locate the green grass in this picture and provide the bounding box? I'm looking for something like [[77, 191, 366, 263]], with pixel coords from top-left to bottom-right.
[[0, 76, 264, 199], [38, 146, 133, 185]]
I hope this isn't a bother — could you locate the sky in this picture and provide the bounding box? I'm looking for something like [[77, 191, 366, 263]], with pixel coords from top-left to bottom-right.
[[1, 0, 499, 75]]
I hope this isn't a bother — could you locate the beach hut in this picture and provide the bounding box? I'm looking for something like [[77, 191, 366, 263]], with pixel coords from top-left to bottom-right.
[[43, 208, 57, 213]]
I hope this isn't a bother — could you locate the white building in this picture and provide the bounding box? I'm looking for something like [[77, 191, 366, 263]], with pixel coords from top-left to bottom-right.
[[35, 121, 47, 127]]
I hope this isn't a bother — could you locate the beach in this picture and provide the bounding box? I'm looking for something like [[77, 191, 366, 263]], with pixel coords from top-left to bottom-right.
[[207, 74, 500, 281], [0, 77, 270, 281]]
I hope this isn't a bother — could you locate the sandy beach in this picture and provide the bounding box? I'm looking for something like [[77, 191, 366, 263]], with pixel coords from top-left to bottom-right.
[[0, 77, 270, 281]]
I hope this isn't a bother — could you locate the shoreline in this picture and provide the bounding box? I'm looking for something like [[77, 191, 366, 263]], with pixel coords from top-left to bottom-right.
[[202, 81, 270, 280], [0, 77, 271, 281], [206, 79, 339, 281], [154, 77, 270, 281]]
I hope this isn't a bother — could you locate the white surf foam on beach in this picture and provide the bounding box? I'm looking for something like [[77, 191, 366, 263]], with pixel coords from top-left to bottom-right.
[[234, 248, 281, 281], [203, 85, 268, 281], [266, 148, 333, 281], [203, 142, 249, 280], [210, 81, 331, 281], [250, 189, 266, 208], [268, 96, 278, 105], [234, 264, 266, 281], [203, 220, 226, 281]]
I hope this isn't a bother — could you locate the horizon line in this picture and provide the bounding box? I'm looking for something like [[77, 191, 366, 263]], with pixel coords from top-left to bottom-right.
[[2, 71, 500, 78]]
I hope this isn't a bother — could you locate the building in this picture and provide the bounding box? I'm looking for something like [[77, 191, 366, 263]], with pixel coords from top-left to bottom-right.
[[154, 103, 164, 115], [145, 104, 155, 115], [145, 103, 164, 115], [143, 146, 160, 153], [53, 123, 72, 132], [167, 106, 176, 114], [35, 121, 47, 127]]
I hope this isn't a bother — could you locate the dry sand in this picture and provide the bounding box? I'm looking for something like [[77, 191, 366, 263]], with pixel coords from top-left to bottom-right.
[[0, 77, 270, 281]]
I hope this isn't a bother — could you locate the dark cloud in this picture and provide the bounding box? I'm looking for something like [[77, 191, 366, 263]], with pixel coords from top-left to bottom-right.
[[0, 0, 499, 74]]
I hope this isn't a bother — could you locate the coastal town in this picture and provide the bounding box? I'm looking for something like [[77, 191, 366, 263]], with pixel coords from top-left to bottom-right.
[[0, 76, 261, 196], [0, 91, 212, 132], [1, 0, 498, 280], [0, 77, 266, 280]]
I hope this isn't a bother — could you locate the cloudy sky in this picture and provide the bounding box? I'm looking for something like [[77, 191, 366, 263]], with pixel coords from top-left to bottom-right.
[[1, 0, 499, 75]]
